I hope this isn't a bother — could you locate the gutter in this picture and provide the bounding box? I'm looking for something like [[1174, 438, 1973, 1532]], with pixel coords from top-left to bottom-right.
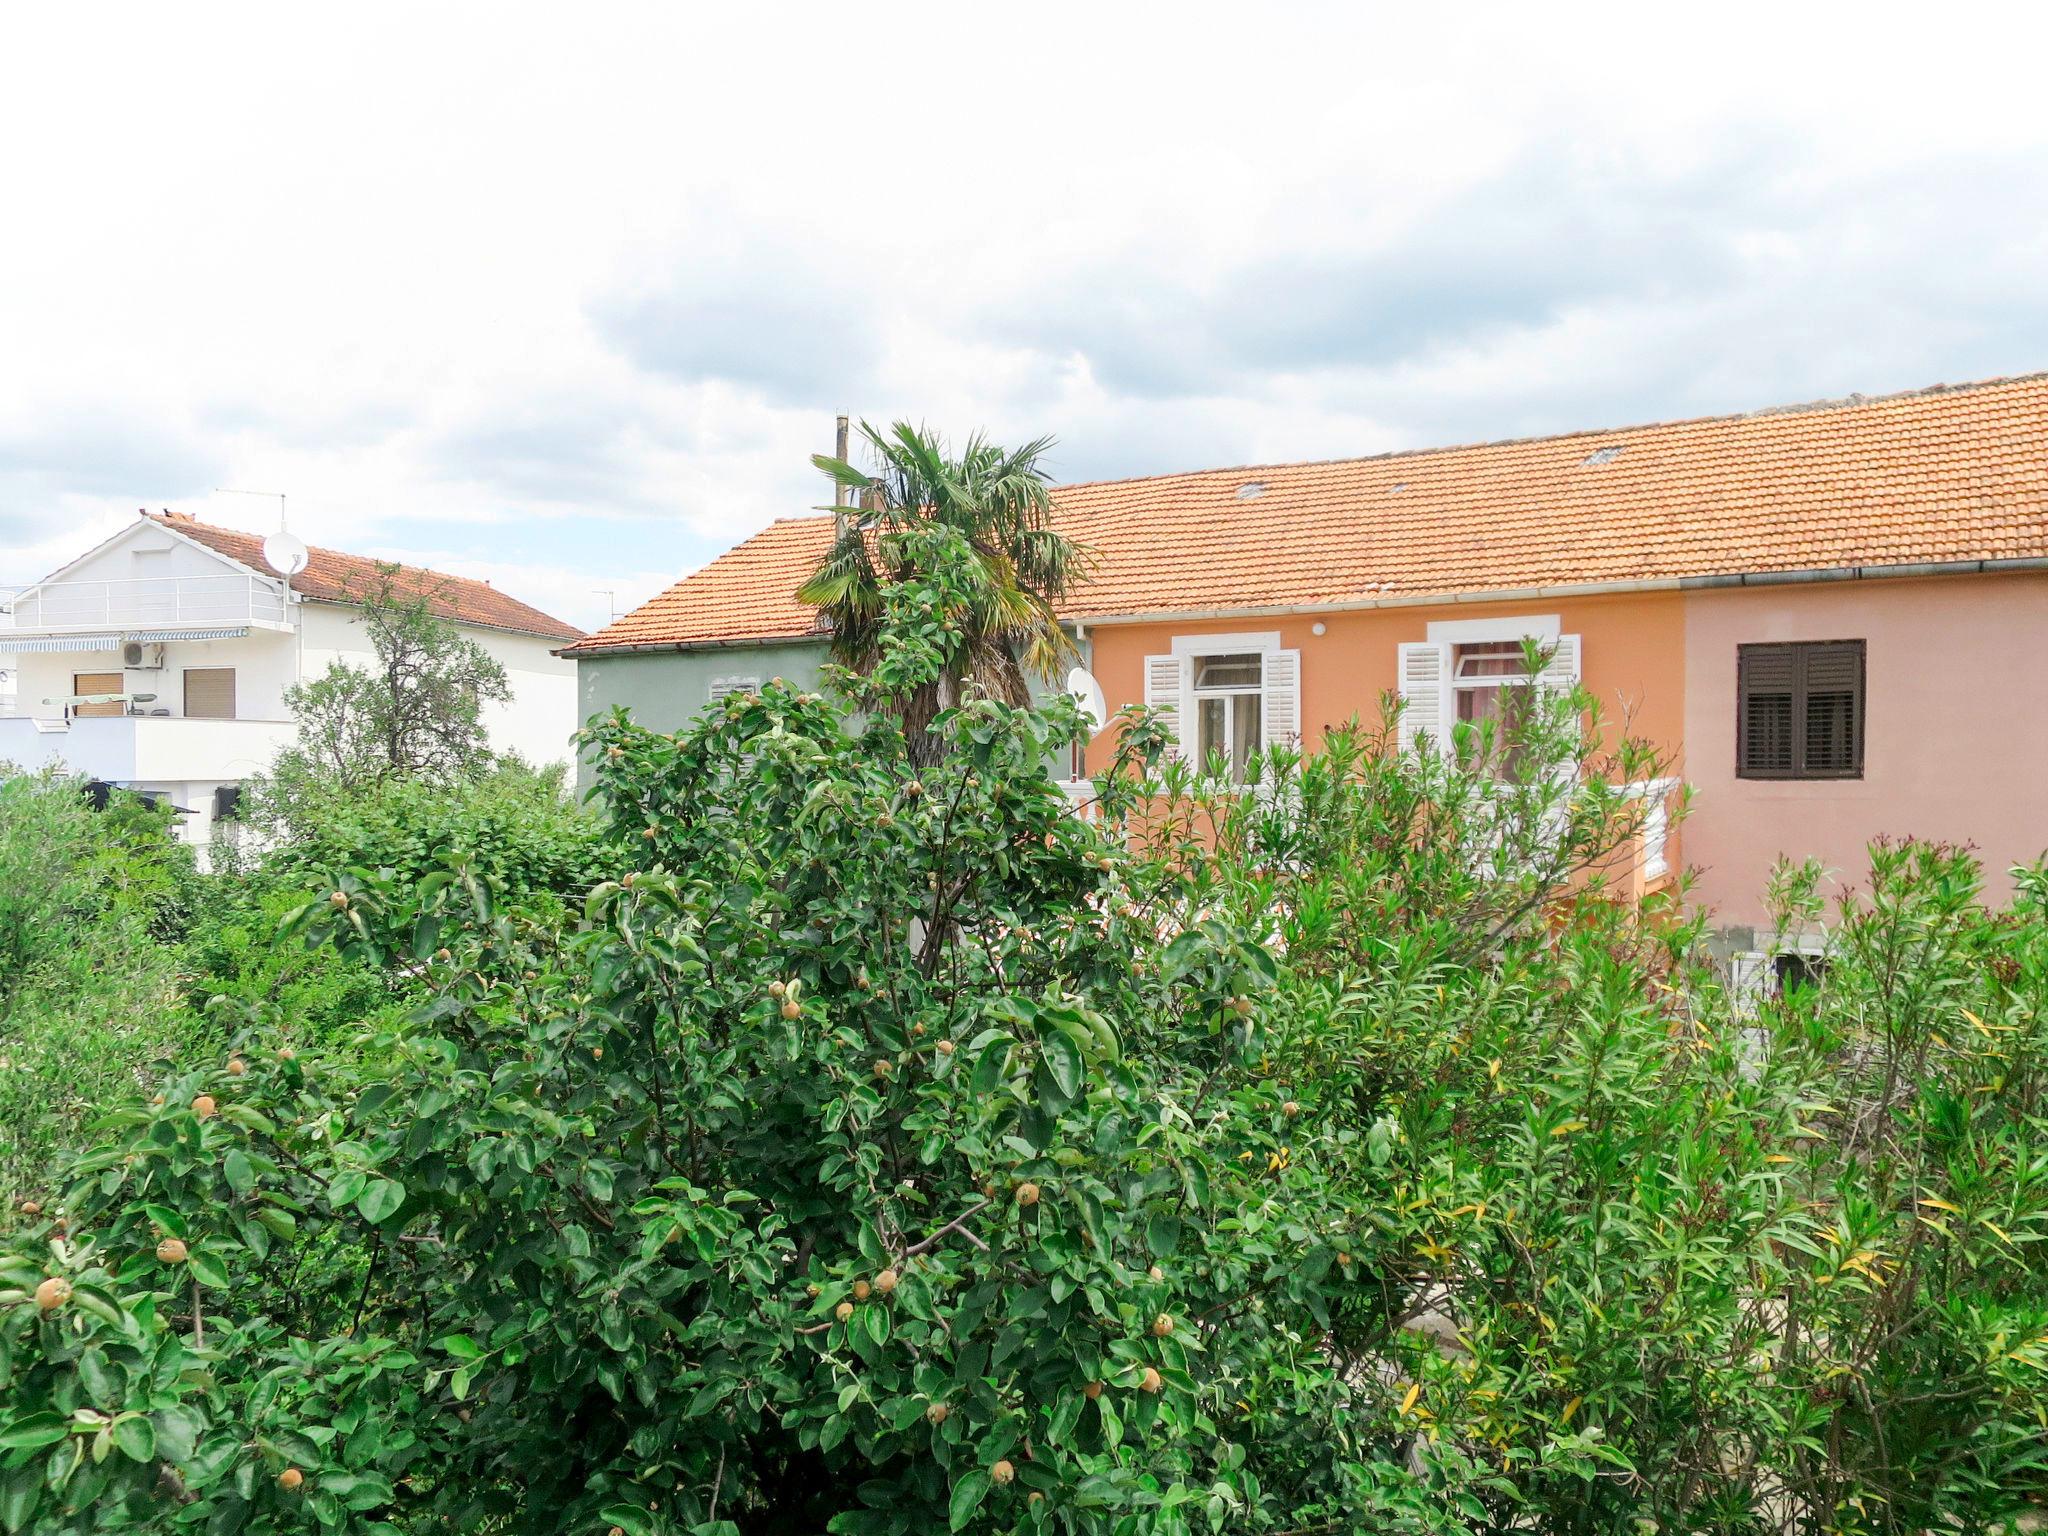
[[556, 630, 826, 660], [552, 555, 2048, 657]]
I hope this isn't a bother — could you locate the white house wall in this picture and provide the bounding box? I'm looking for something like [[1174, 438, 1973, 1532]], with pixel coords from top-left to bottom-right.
[[51, 521, 252, 589], [296, 602, 577, 768]]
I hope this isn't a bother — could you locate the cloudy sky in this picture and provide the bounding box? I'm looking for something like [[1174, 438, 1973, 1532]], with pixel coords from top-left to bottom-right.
[[4, 3, 2047, 633]]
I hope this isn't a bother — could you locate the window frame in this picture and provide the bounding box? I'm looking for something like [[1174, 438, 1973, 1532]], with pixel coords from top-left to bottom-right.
[[1169, 633, 1282, 783], [1189, 652, 1265, 783], [182, 666, 237, 721], [1735, 640, 1865, 782]]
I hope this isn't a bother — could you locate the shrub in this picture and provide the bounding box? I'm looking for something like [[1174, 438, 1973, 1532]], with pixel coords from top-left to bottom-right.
[[241, 759, 603, 952], [0, 775, 201, 1208]]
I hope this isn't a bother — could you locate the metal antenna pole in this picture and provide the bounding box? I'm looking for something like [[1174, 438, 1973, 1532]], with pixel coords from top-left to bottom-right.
[[215, 487, 287, 531], [216, 487, 298, 669]]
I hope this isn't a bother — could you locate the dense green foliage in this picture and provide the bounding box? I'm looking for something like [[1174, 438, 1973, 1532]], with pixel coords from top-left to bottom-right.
[[3, 546, 2045, 1533], [0, 776, 202, 1202], [0, 760, 597, 1209]]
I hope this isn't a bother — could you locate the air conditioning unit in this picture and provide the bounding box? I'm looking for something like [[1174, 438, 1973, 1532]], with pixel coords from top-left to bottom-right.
[[123, 642, 165, 669]]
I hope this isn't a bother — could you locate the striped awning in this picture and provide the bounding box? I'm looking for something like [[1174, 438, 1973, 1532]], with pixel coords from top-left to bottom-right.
[[0, 634, 120, 653], [0, 625, 250, 653], [124, 627, 249, 643]]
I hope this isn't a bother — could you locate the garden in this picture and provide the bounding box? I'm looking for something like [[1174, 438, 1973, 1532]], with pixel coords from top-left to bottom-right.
[[3, 467, 2045, 1536]]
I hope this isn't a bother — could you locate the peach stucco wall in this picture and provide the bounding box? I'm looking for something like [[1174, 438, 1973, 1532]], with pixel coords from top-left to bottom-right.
[[1682, 573, 2048, 931], [1084, 587, 1688, 784]]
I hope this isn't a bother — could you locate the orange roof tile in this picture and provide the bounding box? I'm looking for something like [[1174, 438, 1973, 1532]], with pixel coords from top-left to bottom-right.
[[563, 515, 836, 653], [564, 373, 2048, 655], [148, 512, 583, 642]]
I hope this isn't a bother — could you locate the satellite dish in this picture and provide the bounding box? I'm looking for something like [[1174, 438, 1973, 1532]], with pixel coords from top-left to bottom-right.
[[262, 531, 309, 578], [1065, 666, 1108, 735]]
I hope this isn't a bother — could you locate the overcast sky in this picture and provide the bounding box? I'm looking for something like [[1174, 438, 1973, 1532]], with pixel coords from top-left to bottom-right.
[[4, 3, 2047, 633]]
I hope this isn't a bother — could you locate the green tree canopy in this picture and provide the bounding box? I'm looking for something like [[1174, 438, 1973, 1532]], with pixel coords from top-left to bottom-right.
[[800, 422, 1089, 763], [249, 569, 512, 836]]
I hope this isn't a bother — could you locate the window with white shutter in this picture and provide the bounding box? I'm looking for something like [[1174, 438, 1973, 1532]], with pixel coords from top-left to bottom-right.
[[1148, 633, 1299, 777], [1407, 618, 1580, 760], [708, 675, 761, 704]]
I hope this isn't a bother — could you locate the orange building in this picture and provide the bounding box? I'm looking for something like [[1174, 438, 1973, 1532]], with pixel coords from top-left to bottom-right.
[[565, 374, 2048, 951]]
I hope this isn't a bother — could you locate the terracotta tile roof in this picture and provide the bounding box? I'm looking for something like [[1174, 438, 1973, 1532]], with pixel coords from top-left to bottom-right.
[[564, 373, 2048, 654], [562, 516, 835, 654], [147, 512, 583, 642]]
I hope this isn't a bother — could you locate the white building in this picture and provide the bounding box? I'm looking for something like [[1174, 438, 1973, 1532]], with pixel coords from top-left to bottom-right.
[[0, 511, 583, 846]]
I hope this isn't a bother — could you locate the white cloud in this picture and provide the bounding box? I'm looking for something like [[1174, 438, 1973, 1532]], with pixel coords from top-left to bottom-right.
[[4, 0, 2048, 635]]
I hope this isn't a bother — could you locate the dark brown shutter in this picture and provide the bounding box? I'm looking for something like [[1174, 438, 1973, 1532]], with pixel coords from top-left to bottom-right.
[[1800, 642, 1864, 775], [183, 667, 236, 720], [73, 671, 124, 718], [1737, 641, 1864, 780], [1737, 646, 1796, 777]]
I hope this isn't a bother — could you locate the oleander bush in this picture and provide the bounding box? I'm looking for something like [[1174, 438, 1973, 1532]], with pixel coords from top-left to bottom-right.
[[3, 553, 2044, 1534]]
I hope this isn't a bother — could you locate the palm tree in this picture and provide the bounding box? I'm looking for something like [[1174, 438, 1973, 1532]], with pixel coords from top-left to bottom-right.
[[800, 422, 1090, 760]]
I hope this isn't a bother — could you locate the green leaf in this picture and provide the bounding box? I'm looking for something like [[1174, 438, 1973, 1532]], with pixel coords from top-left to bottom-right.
[[112, 1416, 156, 1464], [0, 1413, 67, 1450], [970, 1035, 1015, 1094], [357, 1178, 406, 1224], [0, 1463, 41, 1534], [186, 1249, 229, 1290], [949, 1470, 992, 1531], [1147, 1213, 1182, 1259], [222, 1149, 255, 1197], [436, 1334, 483, 1361], [1040, 1030, 1082, 1100]]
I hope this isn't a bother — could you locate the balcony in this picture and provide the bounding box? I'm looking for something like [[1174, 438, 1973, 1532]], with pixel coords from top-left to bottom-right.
[[1, 573, 291, 635], [0, 714, 294, 785]]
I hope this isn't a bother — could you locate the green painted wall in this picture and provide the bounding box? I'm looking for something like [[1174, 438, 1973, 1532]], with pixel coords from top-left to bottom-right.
[[574, 641, 831, 787], [573, 633, 1093, 790]]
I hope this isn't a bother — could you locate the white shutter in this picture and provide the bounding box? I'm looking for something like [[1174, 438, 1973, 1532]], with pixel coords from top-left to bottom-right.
[[708, 675, 761, 703], [1639, 783, 1672, 881], [1143, 654, 1186, 758], [1396, 642, 1450, 753], [1261, 648, 1301, 749], [1536, 634, 1582, 692]]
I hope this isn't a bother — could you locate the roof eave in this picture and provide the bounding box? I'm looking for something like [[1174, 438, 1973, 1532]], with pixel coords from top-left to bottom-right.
[[1072, 556, 2048, 628], [297, 593, 579, 644], [558, 629, 828, 660]]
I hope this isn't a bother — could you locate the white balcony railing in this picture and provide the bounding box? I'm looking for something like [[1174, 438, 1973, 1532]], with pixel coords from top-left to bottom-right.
[[1, 573, 290, 633]]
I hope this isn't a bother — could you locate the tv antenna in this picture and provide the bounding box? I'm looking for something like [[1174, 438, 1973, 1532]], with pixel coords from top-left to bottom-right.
[[216, 486, 288, 531], [215, 491, 306, 667]]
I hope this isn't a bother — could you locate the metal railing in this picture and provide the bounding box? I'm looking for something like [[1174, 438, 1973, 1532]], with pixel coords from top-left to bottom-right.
[[1, 573, 289, 631]]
